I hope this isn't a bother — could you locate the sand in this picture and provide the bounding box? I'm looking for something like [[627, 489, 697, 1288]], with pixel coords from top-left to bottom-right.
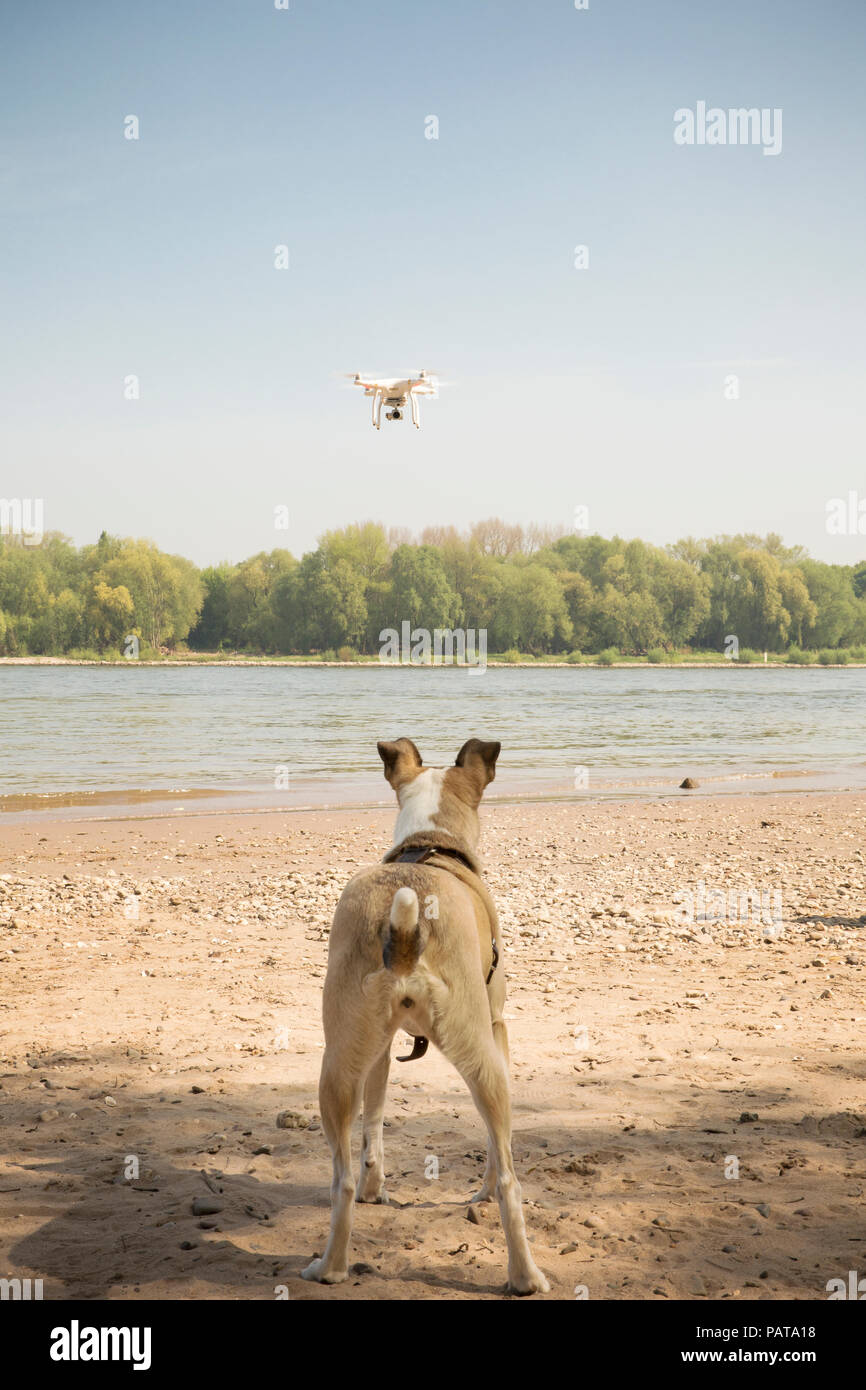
[[0, 793, 864, 1301]]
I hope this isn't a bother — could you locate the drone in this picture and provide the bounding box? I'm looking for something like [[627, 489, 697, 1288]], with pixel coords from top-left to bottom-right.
[[349, 371, 440, 429]]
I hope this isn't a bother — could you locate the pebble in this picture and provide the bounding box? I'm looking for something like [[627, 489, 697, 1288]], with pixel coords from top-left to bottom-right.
[[191, 1196, 223, 1216], [276, 1110, 310, 1129]]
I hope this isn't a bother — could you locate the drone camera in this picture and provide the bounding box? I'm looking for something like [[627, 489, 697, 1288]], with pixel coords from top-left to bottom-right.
[[386, 409, 403, 421]]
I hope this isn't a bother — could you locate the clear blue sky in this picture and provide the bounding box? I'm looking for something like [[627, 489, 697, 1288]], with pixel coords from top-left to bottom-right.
[[2, 0, 864, 565]]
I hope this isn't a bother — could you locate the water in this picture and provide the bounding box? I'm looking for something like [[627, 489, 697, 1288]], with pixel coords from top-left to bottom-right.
[[2, 665, 865, 821]]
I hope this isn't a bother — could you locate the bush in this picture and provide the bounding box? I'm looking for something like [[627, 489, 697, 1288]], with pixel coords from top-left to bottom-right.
[[646, 648, 666, 664], [565, 650, 583, 664], [786, 646, 815, 665], [596, 647, 619, 666], [848, 644, 866, 661], [501, 648, 521, 664], [65, 647, 109, 662], [320, 649, 337, 662], [816, 649, 850, 665], [336, 645, 357, 662], [738, 648, 761, 664]]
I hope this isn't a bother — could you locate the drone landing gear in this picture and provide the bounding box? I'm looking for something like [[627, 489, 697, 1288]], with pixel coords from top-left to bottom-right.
[[369, 390, 421, 430]]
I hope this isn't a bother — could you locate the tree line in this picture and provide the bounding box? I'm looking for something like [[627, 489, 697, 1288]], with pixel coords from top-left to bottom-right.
[[1, 521, 865, 658]]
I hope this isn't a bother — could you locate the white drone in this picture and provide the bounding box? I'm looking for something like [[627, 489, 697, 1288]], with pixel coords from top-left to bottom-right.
[[349, 371, 439, 429]]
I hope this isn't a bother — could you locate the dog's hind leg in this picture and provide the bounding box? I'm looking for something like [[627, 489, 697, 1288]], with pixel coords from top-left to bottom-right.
[[460, 1042, 549, 1296], [302, 1054, 362, 1285], [472, 971, 509, 1204], [356, 1046, 390, 1203]]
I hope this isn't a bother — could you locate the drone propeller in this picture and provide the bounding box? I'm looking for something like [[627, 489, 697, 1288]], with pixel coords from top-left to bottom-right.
[[335, 371, 381, 390]]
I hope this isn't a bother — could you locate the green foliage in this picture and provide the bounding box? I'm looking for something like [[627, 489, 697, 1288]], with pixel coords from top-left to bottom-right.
[[2, 521, 865, 660], [786, 646, 816, 665]]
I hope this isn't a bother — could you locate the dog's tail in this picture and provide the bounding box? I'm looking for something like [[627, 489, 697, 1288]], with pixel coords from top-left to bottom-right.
[[383, 887, 429, 974]]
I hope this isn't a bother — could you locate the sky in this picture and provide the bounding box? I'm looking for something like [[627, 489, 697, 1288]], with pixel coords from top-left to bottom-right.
[[2, 0, 865, 566]]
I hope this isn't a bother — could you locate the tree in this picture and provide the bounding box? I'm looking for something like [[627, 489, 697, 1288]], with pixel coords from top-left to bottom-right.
[[188, 564, 233, 650], [99, 540, 203, 649], [470, 517, 525, 557], [86, 581, 134, 651], [799, 560, 864, 648], [223, 550, 296, 650], [274, 550, 367, 651], [380, 545, 462, 633], [489, 563, 573, 653]]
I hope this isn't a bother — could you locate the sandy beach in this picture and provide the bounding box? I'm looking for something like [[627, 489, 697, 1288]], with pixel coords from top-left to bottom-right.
[[1, 792, 864, 1301]]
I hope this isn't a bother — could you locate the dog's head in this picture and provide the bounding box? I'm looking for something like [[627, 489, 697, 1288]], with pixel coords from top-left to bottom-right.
[[377, 737, 500, 848]]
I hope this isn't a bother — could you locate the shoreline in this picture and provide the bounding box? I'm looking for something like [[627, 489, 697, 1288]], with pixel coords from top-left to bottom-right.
[[2, 781, 865, 830], [2, 657, 865, 669]]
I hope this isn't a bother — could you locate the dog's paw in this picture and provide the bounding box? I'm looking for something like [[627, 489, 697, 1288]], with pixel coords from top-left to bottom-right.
[[356, 1189, 390, 1205], [507, 1265, 550, 1296], [469, 1186, 494, 1204], [301, 1257, 348, 1284]]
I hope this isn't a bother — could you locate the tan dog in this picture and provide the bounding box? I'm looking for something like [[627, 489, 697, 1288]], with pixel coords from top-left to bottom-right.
[[302, 737, 549, 1295]]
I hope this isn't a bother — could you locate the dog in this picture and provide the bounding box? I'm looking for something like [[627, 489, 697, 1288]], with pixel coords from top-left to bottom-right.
[[302, 736, 549, 1295]]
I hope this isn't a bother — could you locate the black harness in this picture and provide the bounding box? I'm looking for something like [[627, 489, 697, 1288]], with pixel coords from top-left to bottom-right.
[[392, 843, 474, 872]]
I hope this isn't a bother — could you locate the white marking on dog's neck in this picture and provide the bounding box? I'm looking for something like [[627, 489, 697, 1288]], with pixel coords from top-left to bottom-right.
[[393, 768, 444, 844]]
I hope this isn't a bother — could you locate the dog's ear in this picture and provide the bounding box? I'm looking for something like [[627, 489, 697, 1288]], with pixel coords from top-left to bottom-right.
[[377, 737, 423, 790], [454, 738, 501, 795]]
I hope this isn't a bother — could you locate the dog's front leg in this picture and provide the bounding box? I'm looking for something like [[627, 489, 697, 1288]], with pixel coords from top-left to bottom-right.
[[356, 1047, 390, 1203], [302, 1056, 360, 1285]]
